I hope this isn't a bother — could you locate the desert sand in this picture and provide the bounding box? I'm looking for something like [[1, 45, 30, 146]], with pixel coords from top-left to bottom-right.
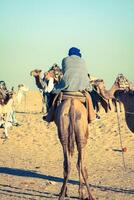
[[0, 91, 134, 200]]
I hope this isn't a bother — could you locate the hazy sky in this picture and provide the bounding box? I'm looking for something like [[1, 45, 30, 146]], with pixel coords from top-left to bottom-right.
[[0, 0, 134, 89]]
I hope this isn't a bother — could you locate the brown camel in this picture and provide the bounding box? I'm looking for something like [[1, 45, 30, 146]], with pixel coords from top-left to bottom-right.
[[30, 69, 43, 89], [54, 97, 95, 200], [94, 74, 130, 112], [30, 69, 46, 113], [95, 74, 134, 133], [90, 79, 110, 113], [95, 74, 130, 99], [31, 70, 95, 198], [88, 75, 109, 113], [88, 75, 120, 113], [114, 90, 134, 133]]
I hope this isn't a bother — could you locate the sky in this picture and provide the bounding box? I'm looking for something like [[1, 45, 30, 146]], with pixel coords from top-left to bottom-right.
[[0, 0, 134, 90]]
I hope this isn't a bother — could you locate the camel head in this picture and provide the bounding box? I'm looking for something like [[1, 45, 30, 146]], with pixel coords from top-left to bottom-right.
[[18, 84, 29, 92], [114, 74, 130, 90], [0, 81, 7, 91], [30, 69, 42, 77]]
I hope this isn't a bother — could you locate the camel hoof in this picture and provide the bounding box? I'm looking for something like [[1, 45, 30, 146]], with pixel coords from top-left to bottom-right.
[[58, 193, 64, 200], [58, 196, 64, 200]]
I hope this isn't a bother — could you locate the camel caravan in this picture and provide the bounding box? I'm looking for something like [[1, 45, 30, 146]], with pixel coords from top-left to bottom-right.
[[30, 66, 134, 199], [1, 70, 134, 199], [1, 44, 134, 199], [89, 74, 134, 133]]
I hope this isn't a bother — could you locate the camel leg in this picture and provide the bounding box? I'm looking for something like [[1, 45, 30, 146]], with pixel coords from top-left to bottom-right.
[[119, 102, 122, 112], [4, 112, 12, 138], [96, 102, 99, 113], [114, 101, 117, 112], [77, 151, 85, 199], [59, 145, 71, 200], [24, 94, 27, 112], [42, 98, 46, 113], [80, 147, 95, 200]]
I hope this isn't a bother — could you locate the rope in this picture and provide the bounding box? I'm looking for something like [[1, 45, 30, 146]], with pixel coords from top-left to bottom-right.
[[125, 111, 134, 115], [116, 105, 126, 170], [92, 88, 108, 101]]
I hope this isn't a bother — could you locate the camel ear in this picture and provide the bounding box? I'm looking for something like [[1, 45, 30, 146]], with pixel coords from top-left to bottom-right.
[[18, 84, 23, 88]]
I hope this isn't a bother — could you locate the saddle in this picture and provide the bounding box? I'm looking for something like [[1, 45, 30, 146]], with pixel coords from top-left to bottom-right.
[[45, 90, 96, 123]]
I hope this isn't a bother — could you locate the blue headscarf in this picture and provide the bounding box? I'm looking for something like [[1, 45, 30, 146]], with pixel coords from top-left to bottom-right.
[[68, 47, 82, 57]]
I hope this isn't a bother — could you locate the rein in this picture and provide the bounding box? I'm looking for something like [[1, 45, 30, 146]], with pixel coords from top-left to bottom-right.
[[116, 106, 126, 170], [92, 88, 110, 103]]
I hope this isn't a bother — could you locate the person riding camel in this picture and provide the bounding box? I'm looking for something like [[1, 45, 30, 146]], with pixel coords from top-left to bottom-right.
[[43, 71, 55, 112], [43, 64, 63, 113], [43, 47, 96, 123]]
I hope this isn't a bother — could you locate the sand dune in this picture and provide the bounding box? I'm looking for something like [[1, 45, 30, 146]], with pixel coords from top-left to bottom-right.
[[0, 91, 134, 200]]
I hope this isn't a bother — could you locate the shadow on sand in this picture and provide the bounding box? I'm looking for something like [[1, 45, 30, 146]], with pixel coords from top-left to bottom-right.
[[0, 167, 134, 197]]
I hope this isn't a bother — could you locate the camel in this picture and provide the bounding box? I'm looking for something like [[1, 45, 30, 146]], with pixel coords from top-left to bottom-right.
[[90, 78, 110, 113], [93, 75, 129, 113], [114, 90, 134, 133], [0, 98, 14, 138], [95, 74, 134, 133], [0, 88, 17, 138], [88, 75, 114, 114], [54, 96, 94, 200], [30, 69, 47, 113], [31, 71, 95, 199], [13, 84, 29, 112], [16, 84, 29, 104], [95, 74, 130, 99], [30, 68, 63, 113]]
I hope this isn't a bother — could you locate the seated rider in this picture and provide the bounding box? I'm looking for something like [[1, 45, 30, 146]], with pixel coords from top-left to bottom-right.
[[44, 64, 63, 113], [43, 71, 55, 113], [53, 47, 92, 92], [43, 47, 95, 122]]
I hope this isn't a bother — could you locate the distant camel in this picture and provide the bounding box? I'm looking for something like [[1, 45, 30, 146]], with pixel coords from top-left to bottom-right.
[[54, 95, 95, 200], [93, 75, 130, 113], [16, 84, 29, 104], [0, 89, 17, 138], [90, 78, 110, 113], [114, 89, 134, 133], [95, 74, 134, 132], [13, 84, 29, 112], [95, 74, 130, 100]]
